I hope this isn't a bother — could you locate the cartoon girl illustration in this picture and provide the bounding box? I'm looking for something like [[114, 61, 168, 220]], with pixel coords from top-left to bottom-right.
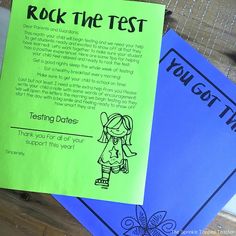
[[95, 112, 137, 187]]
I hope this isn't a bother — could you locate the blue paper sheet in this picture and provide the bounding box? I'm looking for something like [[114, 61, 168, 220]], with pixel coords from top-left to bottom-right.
[[53, 30, 236, 236]]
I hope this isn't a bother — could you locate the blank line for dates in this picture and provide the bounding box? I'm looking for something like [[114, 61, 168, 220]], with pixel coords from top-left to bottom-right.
[[10, 126, 93, 138]]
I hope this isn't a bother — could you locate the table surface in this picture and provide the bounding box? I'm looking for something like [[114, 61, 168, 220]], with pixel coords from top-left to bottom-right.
[[0, 0, 235, 235]]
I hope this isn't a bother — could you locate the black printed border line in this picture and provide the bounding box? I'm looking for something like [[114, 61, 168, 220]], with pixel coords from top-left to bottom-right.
[[75, 49, 236, 236], [77, 198, 119, 236], [164, 48, 236, 234], [10, 126, 93, 138], [76, 169, 236, 236], [177, 168, 236, 235], [160, 48, 236, 106]]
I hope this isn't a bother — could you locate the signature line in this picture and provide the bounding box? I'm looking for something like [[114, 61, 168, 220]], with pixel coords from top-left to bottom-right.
[[10, 126, 93, 138]]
